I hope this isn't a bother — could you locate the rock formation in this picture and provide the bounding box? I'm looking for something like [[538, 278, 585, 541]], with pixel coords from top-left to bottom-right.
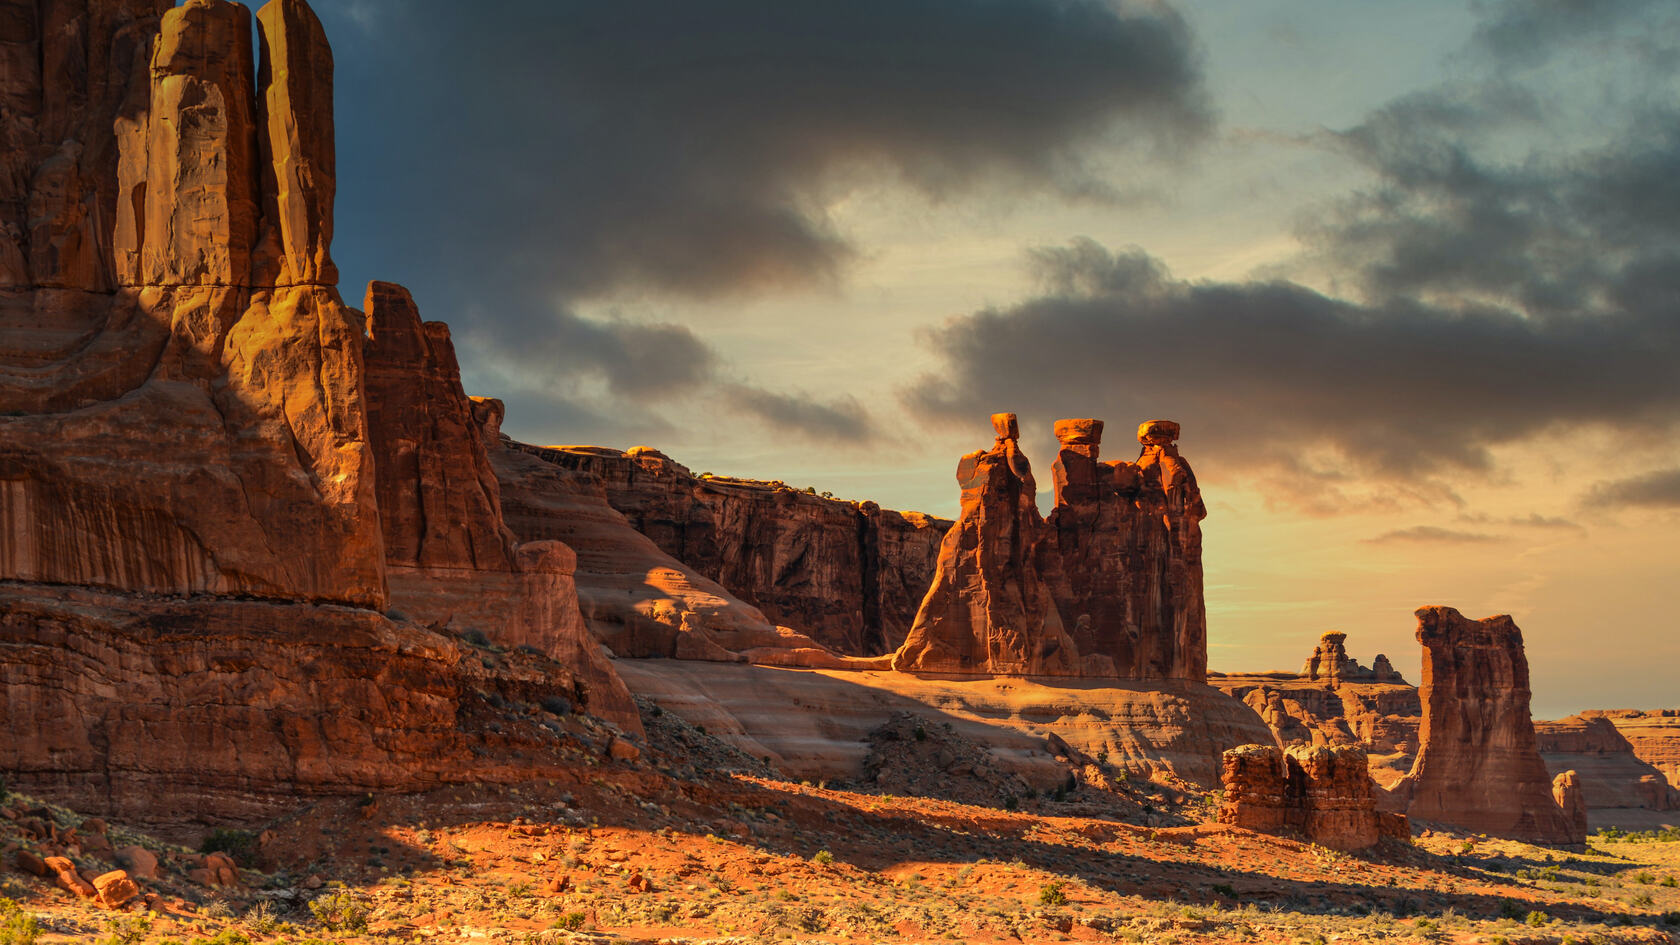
[[1390, 607, 1577, 844], [1552, 770, 1589, 845], [361, 282, 636, 730], [1583, 710, 1680, 792], [893, 413, 1079, 675], [1219, 743, 1393, 851], [508, 440, 948, 656], [1300, 632, 1403, 685], [893, 415, 1211, 680], [0, 0, 638, 819], [1044, 419, 1207, 681], [1536, 715, 1678, 821]]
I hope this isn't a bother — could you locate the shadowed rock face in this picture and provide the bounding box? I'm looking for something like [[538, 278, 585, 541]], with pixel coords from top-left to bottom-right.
[[0, 0, 639, 815], [1393, 606, 1578, 844], [361, 283, 638, 732], [510, 443, 948, 657], [1536, 715, 1679, 819], [893, 414, 1208, 681]]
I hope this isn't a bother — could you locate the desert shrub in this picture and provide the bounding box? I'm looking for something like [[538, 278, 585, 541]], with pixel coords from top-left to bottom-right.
[[551, 912, 586, 931], [811, 849, 834, 866], [1636, 871, 1655, 884], [200, 828, 256, 862], [102, 913, 152, 945], [1526, 910, 1549, 927], [1631, 892, 1654, 908], [309, 889, 370, 933], [1003, 795, 1019, 812], [1039, 881, 1068, 906], [0, 898, 40, 945]]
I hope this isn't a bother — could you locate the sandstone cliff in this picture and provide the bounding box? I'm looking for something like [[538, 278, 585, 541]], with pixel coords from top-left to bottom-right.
[[893, 415, 1209, 681], [1391, 607, 1577, 844], [1536, 715, 1678, 820], [0, 0, 638, 819], [361, 282, 636, 730], [501, 441, 948, 656], [1583, 709, 1680, 793]]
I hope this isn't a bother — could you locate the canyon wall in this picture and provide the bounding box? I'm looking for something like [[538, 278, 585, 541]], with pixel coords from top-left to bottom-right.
[[1536, 715, 1678, 818], [893, 415, 1208, 681], [506, 441, 948, 657], [0, 0, 636, 819]]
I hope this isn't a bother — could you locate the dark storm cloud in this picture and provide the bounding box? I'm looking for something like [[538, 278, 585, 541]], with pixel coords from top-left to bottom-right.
[[719, 385, 874, 444], [330, 0, 1206, 299], [902, 2, 1680, 505], [1471, 0, 1680, 69], [323, 0, 1207, 439], [1582, 469, 1680, 509], [903, 240, 1679, 486], [1366, 526, 1504, 545], [458, 309, 717, 401]]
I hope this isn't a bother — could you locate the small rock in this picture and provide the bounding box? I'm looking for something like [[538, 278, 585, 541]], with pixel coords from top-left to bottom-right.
[[607, 737, 640, 762], [303, 873, 324, 890]]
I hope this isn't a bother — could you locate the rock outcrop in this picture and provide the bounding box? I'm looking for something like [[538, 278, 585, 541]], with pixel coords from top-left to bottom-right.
[[1552, 770, 1589, 844], [1584, 710, 1680, 792], [1299, 632, 1402, 685], [1536, 715, 1678, 822], [1215, 632, 1419, 785], [1390, 607, 1577, 844], [1219, 743, 1392, 851], [360, 282, 636, 730], [893, 415, 1210, 680], [893, 413, 1079, 675], [513, 441, 948, 656], [0, 583, 611, 824], [0, 0, 639, 818]]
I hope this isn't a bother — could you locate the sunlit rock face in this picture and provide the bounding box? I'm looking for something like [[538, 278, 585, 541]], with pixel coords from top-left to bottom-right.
[[892, 413, 1209, 681], [1219, 743, 1390, 852], [2, 0, 382, 605], [0, 0, 639, 816], [1390, 606, 1579, 844]]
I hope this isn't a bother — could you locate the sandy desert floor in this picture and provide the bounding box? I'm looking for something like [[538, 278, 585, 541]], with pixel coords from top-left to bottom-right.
[[4, 703, 1677, 945]]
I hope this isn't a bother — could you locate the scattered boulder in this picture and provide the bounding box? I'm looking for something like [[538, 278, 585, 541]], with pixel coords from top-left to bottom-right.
[[607, 737, 641, 763], [43, 855, 95, 898], [92, 870, 140, 909], [187, 852, 240, 887], [114, 846, 158, 881], [15, 850, 49, 878]]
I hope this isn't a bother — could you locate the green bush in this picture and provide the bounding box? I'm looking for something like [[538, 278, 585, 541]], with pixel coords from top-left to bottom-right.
[[1039, 881, 1068, 906], [811, 849, 834, 866], [1526, 910, 1550, 927], [199, 828, 257, 863], [309, 889, 370, 933], [0, 898, 41, 945], [551, 912, 586, 931]]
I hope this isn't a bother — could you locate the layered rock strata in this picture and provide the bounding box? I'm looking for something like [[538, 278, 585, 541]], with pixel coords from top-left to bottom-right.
[[1390, 607, 1577, 844], [1218, 743, 1392, 851], [360, 282, 636, 730], [1214, 632, 1420, 786], [893, 415, 1208, 680], [1584, 710, 1680, 792], [1536, 715, 1678, 818], [0, 0, 638, 818], [511, 442, 948, 656]]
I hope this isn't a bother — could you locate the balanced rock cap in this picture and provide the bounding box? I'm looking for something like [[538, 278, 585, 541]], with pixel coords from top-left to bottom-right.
[[991, 412, 1020, 440], [1137, 419, 1181, 446], [1053, 418, 1103, 445]]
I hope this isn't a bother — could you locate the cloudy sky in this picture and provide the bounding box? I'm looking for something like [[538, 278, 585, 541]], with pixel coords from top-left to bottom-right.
[[317, 0, 1679, 717]]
